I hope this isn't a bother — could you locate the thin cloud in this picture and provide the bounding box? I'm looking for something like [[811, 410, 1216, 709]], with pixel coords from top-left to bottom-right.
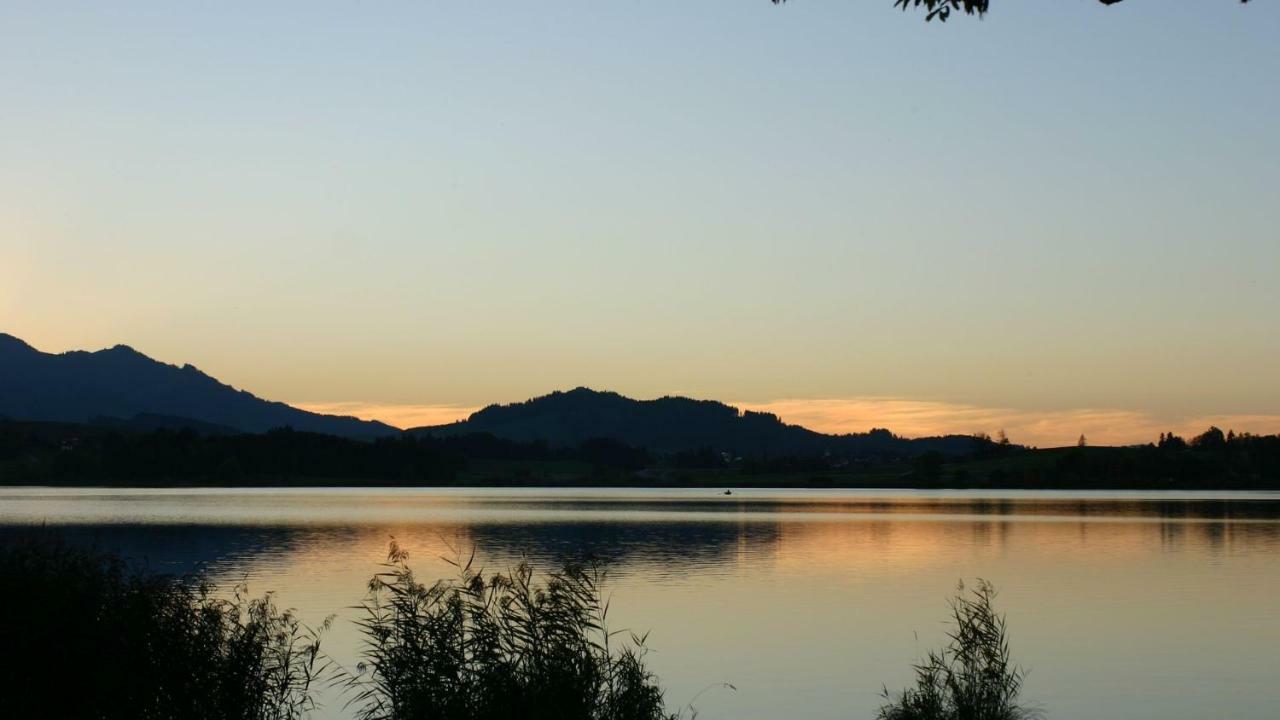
[[291, 401, 478, 431], [733, 397, 1280, 448]]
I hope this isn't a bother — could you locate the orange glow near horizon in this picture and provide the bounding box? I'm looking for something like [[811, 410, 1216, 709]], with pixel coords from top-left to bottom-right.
[[742, 398, 1280, 447], [291, 401, 481, 430], [292, 395, 1280, 447]]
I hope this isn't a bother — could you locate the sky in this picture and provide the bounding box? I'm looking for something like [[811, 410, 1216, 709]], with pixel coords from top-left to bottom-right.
[[3, 1, 1278, 447]]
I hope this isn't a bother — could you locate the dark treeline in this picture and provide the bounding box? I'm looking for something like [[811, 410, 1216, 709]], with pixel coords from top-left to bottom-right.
[[923, 427, 1280, 491], [1047, 428, 1280, 489], [3, 419, 1278, 489], [0, 421, 651, 486], [0, 417, 966, 487]]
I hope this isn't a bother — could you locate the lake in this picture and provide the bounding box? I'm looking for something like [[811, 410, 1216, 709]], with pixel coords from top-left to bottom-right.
[[2, 487, 1278, 719]]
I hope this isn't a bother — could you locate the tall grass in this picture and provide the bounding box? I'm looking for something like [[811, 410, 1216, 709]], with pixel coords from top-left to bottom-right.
[[1, 536, 1040, 720], [342, 540, 678, 720], [876, 580, 1039, 720], [0, 536, 327, 720]]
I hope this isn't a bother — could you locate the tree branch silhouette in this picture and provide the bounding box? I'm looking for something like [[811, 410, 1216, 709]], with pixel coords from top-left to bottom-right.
[[772, 0, 1250, 23]]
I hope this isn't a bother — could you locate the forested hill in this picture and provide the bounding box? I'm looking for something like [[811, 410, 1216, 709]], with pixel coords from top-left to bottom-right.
[[411, 387, 984, 458], [1, 333, 986, 458], [0, 334, 396, 440]]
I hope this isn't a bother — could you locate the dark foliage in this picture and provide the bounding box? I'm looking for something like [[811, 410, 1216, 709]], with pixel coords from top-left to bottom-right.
[[0, 423, 462, 485], [341, 541, 677, 720], [0, 422, 657, 486], [774, 0, 1249, 23], [0, 537, 682, 720], [890, 0, 989, 21], [6, 420, 1277, 489], [922, 428, 1280, 490], [878, 581, 1038, 720], [667, 446, 729, 470], [771, 0, 990, 20], [1038, 428, 1280, 489], [0, 536, 327, 720], [741, 453, 836, 474], [578, 437, 653, 472], [913, 451, 946, 483]]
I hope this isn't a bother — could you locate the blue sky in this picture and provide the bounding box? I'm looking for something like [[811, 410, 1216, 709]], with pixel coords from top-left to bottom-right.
[[3, 1, 1278, 444]]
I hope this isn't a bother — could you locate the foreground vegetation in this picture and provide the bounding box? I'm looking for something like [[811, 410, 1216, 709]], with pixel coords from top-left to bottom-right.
[[0, 538, 1036, 720], [0, 536, 326, 720], [0, 538, 675, 720], [345, 541, 675, 720], [877, 582, 1038, 720]]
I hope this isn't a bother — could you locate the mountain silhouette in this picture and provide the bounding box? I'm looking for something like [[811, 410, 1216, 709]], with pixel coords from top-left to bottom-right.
[[0, 334, 396, 439], [2, 334, 988, 456], [411, 387, 982, 458]]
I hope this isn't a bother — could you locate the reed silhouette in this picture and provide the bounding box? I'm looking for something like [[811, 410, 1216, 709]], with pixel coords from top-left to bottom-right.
[[341, 541, 676, 720], [0, 537, 1039, 719], [877, 581, 1038, 720], [0, 536, 327, 720]]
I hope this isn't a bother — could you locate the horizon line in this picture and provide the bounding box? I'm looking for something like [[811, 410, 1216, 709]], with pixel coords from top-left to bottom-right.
[[291, 394, 1280, 449]]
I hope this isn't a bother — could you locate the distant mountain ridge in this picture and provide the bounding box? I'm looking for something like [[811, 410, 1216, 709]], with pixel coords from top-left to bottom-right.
[[1, 333, 987, 457], [411, 387, 983, 458], [0, 334, 396, 439]]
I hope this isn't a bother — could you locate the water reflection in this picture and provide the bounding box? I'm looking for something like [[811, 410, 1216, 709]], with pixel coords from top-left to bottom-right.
[[2, 488, 1278, 720], [2, 489, 1278, 577]]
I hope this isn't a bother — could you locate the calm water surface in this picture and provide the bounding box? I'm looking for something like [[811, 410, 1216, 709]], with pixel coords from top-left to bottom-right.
[[2, 487, 1279, 719]]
